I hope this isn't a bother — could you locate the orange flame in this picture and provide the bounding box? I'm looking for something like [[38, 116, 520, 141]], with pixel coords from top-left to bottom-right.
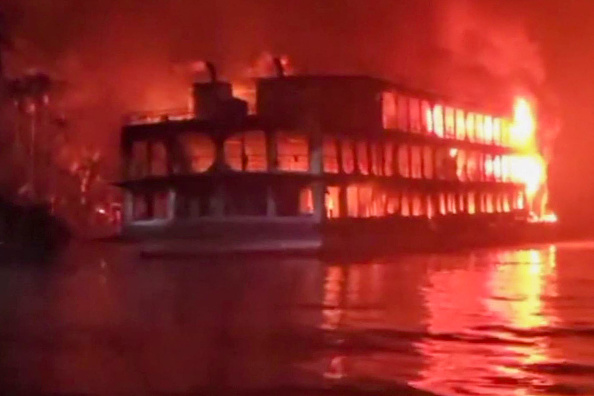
[[509, 97, 556, 222]]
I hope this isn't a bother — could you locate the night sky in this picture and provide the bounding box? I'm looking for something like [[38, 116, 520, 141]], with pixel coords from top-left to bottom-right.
[[1, 0, 592, 226]]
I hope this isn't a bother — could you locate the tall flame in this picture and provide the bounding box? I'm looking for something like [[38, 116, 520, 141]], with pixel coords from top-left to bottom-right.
[[509, 97, 555, 222]]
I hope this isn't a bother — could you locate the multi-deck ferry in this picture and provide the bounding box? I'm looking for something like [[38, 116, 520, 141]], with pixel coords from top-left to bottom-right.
[[117, 62, 555, 256]]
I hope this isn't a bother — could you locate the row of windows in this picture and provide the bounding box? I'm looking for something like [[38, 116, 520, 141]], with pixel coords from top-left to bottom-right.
[[325, 184, 524, 219], [129, 132, 522, 184], [382, 91, 511, 146], [131, 183, 525, 221]]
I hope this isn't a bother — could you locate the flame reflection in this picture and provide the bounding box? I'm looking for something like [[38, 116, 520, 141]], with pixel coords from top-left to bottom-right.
[[413, 247, 559, 396]]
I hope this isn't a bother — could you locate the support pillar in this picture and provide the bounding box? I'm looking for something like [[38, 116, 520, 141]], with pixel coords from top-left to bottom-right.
[[309, 129, 324, 222], [167, 188, 176, 221], [123, 191, 134, 224]]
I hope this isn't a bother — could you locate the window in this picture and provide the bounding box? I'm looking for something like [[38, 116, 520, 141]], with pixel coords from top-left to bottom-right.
[[397, 95, 409, 131], [383, 142, 394, 176], [466, 113, 476, 142], [475, 114, 484, 143], [357, 141, 370, 175], [423, 146, 433, 179], [341, 140, 355, 174], [178, 133, 215, 173], [426, 195, 435, 218], [484, 154, 494, 181], [323, 137, 339, 173], [224, 131, 267, 171], [467, 192, 476, 214], [501, 119, 511, 146], [493, 155, 502, 181], [133, 193, 149, 220], [421, 101, 433, 133], [493, 118, 502, 145], [382, 92, 397, 129], [455, 109, 466, 140], [433, 105, 444, 138], [409, 98, 421, 133], [484, 116, 493, 144], [299, 187, 314, 215], [401, 193, 411, 217], [131, 141, 149, 178], [445, 107, 455, 138], [347, 185, 359, 217], [466, 151, 480, 181], [150, 141, 168, 176], [397, 145, 410, 178], [277, 132, 309, 172], [411, 146, 422, 179], [447, 193, 457, 214], [370, 142, 382, 175], [456, 150, 467, 181], [438, 193, 447, 215], [412, 193, 424, 216], [325, 186, 341, 218]]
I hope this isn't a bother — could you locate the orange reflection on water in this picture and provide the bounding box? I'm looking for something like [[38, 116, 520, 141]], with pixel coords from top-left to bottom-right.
[[413, 247, 559, 396]]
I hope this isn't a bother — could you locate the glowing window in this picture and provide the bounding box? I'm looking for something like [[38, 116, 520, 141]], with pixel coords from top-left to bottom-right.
[[323, 137, 339, 174], [456, 149, 467, 181], [467, 192, 476, 214], [179, 133, 215, 173], [411, 146, 422, 179], [382, 92, 397, 129], [421, 101, 433, 133], [371, 142, 382, 175], [346, 185, 358, 217], [398, 145, 410, 178], [383, 142, 394, 176], [445, 107, 455, 138], [341, 140, 355, 174], [484, 116, 493, 144], [224, 131, 267, 172], [401, 193, 410, 217], [493, 155, 502, 181], [475, 114, 484, 142], [493, 118, 502, 145], [357, 141, 369, 175], [423, 146, 433, 179], [466, 113, 475, 142], [455, 109, 466, 140], [409, 98, 421, 133], [277, 132, 309, 172], [325, 186, 341, 218], [501, 118, 511, 146], [397, 95, 409, 131], [433, 105, 444, 138], [484, 154, 494, 181], [298, 187, 313, 215]]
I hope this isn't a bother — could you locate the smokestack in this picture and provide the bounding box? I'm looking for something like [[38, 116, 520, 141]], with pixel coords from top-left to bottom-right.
[[205, 61, 217, 83], [272, 57, 285, 78]]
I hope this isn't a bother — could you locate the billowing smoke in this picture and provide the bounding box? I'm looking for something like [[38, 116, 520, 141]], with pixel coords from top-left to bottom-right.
[[1, 0, 553, 177]]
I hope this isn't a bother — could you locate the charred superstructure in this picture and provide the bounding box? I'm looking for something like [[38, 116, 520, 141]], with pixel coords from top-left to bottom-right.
[[118, 66, 539, 253]]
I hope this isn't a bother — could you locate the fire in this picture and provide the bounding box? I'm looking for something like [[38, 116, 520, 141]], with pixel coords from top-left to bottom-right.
[[509, 97, 556, 223]]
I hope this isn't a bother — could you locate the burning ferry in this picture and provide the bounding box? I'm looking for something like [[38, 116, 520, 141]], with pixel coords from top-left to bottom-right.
[[117, 61, 556, 255]]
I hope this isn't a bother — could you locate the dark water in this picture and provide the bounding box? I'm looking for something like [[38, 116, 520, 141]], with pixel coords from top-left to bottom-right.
[[1, 241, 594, 395]]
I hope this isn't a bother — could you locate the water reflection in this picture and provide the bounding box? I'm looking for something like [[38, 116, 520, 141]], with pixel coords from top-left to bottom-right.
[[413, 246, 560, 396], [4, 242, 594, 395]]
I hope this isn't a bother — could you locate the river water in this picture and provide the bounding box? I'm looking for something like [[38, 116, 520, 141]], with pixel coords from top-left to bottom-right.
[[1, 240, 594, 395]]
